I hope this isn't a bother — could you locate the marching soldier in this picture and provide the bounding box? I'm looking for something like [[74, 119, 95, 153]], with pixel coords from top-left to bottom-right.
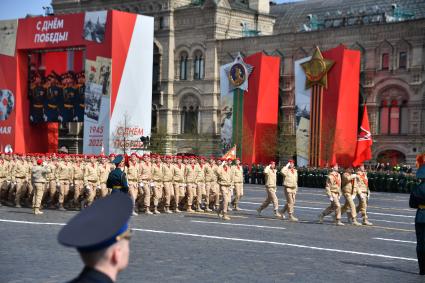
[[195, 157, 207, 212], [24, 155, 35, 207], [340, 167, 361, 226], [162, 156, 174, 213], [82, 155, 100, 208], [231, 158, 244, 211], [31, 159, 51, 215], [0, 154, 8, 206], [184, 156, 198, 213], [280, 160, 299, 221], [72, 155, 85, 210], [172, 156, 185, 213], [203, 156, 216, 212], [139, 155, 153, 214], [356, 165, 373, 225], [126, 153, 140, 216], [56, 155, 73, 210], [216, 159, 233, 220], [151, 155, 163, 214], [256, 161, 282, 218], [10, 154, 29, 208], [318, 164, 344, 226], [97, 155, 111, 198]]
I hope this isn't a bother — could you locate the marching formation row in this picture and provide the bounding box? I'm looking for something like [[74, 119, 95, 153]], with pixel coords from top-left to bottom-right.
[[0, 153, 373, 225]]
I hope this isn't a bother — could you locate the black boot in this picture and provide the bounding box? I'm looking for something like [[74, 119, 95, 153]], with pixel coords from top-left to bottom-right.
[[417, 251, 425, 275]]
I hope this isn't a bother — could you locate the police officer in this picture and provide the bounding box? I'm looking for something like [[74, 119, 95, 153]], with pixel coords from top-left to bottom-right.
[[106, 155, 129, 195], [58, 193, 133, 282], [409, 153, 425, 275]]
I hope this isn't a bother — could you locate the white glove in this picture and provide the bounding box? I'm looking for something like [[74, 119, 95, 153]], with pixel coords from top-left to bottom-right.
[[139, 182, 144, 188], [42, 161, 47, 166], [329, 196, 334, 202], [360, 193, 366, 200], [150, 182, 155, 187], [351, 195, 356, 200], [30, 115, 34, 122], [285, 162, 290, 168], [73, 116, 78, 122], [6, 180, 10, 184], [43, 114, 48, 121], [58, 115, 63, 122], [96, 185, 101, 190], [351, 174, 357, 178]]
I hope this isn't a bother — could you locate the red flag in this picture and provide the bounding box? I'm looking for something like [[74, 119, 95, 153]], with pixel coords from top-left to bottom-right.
[[352, 106, 373, 167], [222, 145, 237, 160]]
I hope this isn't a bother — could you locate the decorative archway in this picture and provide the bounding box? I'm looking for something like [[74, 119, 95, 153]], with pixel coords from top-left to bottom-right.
[[377, 149, 406, 166]]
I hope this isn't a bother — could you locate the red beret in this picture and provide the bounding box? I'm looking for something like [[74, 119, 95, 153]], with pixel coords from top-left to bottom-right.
[[37, 159, 43, 165]]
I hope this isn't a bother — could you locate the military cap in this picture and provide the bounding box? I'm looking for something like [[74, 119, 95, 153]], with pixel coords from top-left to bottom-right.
[[112, 155, 124, 164], [58, 193, 132, 252]]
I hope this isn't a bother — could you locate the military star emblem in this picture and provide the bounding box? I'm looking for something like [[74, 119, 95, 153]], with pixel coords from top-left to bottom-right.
[[224, 53, 253, 92], [301, 46, 334, 89]]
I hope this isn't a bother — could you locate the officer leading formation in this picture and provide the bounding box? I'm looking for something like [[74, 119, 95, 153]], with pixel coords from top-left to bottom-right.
[[0, 151, 408, 226]]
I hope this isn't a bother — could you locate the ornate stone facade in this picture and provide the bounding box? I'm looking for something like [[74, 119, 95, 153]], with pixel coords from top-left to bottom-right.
[[52, 0, 425, 165]]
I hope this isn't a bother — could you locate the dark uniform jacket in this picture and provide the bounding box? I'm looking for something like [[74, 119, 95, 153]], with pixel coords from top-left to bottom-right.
[[68, 266, 113, 283], [409, 181, 425, 223], [106, 167, 129, 193]]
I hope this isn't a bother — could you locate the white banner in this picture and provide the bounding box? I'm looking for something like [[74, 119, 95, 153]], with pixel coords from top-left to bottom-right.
[[294, 56, 311, 167], [83, 82, 110, 154], [109, 15, 153, 154]]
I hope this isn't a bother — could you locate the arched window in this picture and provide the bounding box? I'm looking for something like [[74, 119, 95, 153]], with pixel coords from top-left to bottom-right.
[[379, 100, 389, 134], [389, 99, 399, 134], [381, 53, 389, 70], [378, 87, 408, 135], [180, 95, 200, 134], [179, 52, 188, 80], [193, 51, 204, 80]]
